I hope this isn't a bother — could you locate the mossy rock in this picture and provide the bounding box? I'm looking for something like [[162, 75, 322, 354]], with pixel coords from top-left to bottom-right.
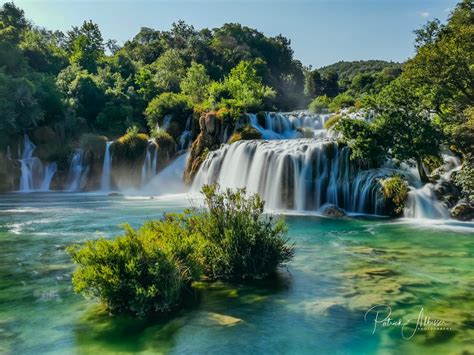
[[256, 111, 266, 127], [380, 175, 409, 217], [112, 133, 148, 161], [33, 126, 57, 144], [324, 114, 343, 130], [79, 134, 108, 159], [228, 125, 262, 144]]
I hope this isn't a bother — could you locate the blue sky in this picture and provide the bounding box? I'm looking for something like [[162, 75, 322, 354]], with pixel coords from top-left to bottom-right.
[[11, 0, 458, 67]]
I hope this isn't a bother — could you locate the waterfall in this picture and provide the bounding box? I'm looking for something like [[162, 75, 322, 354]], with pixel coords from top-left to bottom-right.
[[67, 149, 87, 191], [178, 116, 192, 150], [192, 111, 456, 218], [247, 112, 330, 140], [141, 153, 189, 195], [141, 142, 158, 186], [192, 139, 391, 214], [39, 163, 57, 191], [100, 141, 113, 191], [18, 135, 57, 192], [404, 185, 449, 219]]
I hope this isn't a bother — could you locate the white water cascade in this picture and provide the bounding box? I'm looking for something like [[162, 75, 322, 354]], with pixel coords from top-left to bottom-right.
[[100, 141, 113, 191], [193, 139, 390, 213], [67, 149, 87, 191], [18, 135, 57, 192], [141, 142, 159, 186], [192, 111, 453, 218], [178, 116, 192, 150]]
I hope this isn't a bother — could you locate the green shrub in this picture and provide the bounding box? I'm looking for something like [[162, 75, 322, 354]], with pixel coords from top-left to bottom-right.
[[324, 114, 343, 129], [68, 184, 294, 316], [152, 129, 176, 157], [296, 127, 314, 138], [145, 92, 192, 130], [455, 156, 474, 199], [194, 184, 294, 279], [68, 223, 202, 316], [112, 126, 149, 160], [328, 93, 355, 112], [228, 124, 262, 144], [308, 95, 331, 113], [381, 175, 409, 216]]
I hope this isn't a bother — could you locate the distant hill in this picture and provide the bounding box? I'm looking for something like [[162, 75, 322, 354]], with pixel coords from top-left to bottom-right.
[[319, 60, 402, 85]]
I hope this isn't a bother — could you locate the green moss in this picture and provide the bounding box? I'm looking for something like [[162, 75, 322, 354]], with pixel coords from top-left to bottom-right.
[[381, 175, 409, 216], [152, 130, 176, 158], [112, 126, 149, 161], [79, 134, 108, 158], [296, 127, 314, 138], [324, 114, 343, 129], [228, 124, 262, 144]]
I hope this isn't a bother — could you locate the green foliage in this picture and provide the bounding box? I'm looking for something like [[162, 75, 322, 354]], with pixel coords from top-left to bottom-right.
[[145, 92, 192, 131], [194, 184, 294, 279], [152, 49, 187, 93], [180, 61, 211, 104], [335, 118, 385, 164], [304, 69, 324, 99], [228, 124, 262, 144], [151, 129, 176, 156], [323, 114, 343, 129], [207, 60, 276, 112], [328, 93, 355, 112], [380, 175, 409, 216], [68, 222, 202, 316], [455, 156, 474, 199], [319, 60, 402, 90], [67, 21, 104, 73], [68, 184, 294, 315], [79, 133, 107, 157], [112, 126, 149, 160], [308, 95, 331, 114]]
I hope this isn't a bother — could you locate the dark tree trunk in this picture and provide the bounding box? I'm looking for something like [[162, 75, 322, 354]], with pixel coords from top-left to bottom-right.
[[417, 158, 429, 184]]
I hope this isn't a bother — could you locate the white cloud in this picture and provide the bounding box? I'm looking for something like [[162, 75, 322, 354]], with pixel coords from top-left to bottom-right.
[[420, 11, 430, 18]]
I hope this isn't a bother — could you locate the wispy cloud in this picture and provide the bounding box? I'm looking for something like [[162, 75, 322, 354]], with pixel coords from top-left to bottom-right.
[[420, 11, 430, 18]]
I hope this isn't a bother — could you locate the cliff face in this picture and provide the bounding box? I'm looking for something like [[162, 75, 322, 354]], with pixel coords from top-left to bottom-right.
[[184, 112, 227, 184]]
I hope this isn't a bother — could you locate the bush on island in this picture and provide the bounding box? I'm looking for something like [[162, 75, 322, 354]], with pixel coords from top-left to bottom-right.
[[79, 133, 108, 158], [68, 184, 294, 316], [145, 92, 193, 131]]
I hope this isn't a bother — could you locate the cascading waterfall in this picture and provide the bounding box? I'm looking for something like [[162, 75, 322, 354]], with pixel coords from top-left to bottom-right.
[[193, 111, 453, 218], [141, 141, 158, 186], [18, 135, 57, 192], [178, 116, 192, 151], [247, 112, 331, 140], [67, 149, 87, 191], [100, 141, 113, 191], [193, 139, 390, 214], [39, 163, 57, 191]]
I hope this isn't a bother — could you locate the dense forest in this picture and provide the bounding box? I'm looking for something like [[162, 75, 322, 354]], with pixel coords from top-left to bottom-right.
[[0, 1, 472, 207]]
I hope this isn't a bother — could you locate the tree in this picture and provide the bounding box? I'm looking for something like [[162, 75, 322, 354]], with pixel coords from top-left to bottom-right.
[[0, 2, 29, 44], [304, 69, 324, 99], [321, 70, 339, 97], [180, 61, 211, 104], [152, 49, 186, 93], [207, 60, 276, 112], [67, 21, 104, 73], [145, 92, 192, 131]]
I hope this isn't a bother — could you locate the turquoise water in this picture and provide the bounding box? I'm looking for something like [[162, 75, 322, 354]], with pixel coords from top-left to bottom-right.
[[0, 193, 473, 354]]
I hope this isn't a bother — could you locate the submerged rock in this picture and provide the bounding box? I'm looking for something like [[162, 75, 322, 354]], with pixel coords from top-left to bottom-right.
[[107, 192, 123, 197], [450, 202, 474, 221], [321, 204, 346, 217]]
